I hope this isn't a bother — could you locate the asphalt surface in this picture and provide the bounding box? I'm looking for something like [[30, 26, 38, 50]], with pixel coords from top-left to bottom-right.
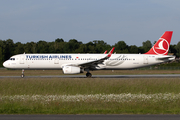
[[0, 115, 180, 120], [0, 74, 180, 78]]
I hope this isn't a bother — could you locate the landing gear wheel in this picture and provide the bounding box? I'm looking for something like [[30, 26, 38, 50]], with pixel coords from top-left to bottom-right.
[[21, 69, 25, 78], [21, 74, 25, 78], [86, 73, 92, 78]]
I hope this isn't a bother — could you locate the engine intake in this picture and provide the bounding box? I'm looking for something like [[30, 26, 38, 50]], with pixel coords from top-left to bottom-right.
[[62, 66, 83, 74]]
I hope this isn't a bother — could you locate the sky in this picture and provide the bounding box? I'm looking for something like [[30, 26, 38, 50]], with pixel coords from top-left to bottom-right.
[[0, 0, 180, 46]]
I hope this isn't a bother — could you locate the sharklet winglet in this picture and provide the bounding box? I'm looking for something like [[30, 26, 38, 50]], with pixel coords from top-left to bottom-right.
[[107, 47, 115, 57]]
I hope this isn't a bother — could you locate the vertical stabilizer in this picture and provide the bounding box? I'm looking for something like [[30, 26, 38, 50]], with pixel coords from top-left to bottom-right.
[[145, 31, 173, 55]]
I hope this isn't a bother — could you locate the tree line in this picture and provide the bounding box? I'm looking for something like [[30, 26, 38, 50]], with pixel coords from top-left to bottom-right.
[[0, 38, 180, 67]]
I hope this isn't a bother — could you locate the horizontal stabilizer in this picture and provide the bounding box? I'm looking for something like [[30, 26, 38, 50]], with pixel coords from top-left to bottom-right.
[[156, 56, 175, 61]]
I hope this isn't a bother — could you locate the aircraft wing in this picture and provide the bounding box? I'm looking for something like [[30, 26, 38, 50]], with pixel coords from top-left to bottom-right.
[[78, 47, 114, 68], [65, 47, 114, 68]]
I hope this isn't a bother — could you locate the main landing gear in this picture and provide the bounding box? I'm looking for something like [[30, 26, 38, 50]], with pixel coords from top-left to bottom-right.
[[21, 69, 25, 78], [85, 69, 92, 78], [86, 72, 92, 78]]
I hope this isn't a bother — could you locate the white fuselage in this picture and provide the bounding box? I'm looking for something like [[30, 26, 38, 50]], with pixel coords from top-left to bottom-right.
[[3, 53, 175, 70]]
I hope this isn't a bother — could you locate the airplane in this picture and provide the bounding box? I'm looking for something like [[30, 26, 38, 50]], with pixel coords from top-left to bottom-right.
[[3, 31, 175, 78]]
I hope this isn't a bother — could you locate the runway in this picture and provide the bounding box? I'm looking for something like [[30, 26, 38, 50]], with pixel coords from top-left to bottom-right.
[[0, 115, 180, 120], [0, 74, 180, 78]]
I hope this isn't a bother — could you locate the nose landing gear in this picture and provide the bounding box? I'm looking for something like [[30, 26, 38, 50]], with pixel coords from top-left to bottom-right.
[[21, 69, 25, 78]]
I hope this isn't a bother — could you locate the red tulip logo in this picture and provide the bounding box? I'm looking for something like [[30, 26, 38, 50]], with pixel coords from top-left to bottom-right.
[[152, 38, 169, 55]]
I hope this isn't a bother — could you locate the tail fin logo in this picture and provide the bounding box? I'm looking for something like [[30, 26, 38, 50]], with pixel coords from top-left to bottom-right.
[[153, 38, 169, 55], [145, 31, 173, 55]]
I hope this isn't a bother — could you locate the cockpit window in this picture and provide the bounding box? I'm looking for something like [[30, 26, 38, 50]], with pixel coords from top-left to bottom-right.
[[9, 58, 15, 60]]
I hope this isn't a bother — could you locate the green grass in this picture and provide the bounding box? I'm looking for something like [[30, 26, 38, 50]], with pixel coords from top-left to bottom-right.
[[1, 78, 180, 95], [1, 78, 180, 114], [1, 100, 180, 114]]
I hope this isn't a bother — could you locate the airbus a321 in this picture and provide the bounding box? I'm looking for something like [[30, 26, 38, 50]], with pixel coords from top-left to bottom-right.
[[3, 31, 175, 77]]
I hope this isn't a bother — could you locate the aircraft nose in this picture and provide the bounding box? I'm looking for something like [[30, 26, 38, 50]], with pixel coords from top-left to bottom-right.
[[3, 61, 8, 68]]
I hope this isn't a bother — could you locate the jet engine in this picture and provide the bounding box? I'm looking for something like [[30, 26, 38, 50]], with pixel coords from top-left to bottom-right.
[[62, 66, 83, 74]]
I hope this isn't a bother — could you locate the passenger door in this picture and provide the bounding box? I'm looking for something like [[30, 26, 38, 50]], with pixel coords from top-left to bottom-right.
[[143, 56, 148, 64], [19, 55, 25, 64]]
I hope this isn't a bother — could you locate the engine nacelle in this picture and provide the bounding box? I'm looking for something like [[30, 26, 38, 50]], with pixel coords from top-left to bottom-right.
[[62, 66, 83, 74]]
